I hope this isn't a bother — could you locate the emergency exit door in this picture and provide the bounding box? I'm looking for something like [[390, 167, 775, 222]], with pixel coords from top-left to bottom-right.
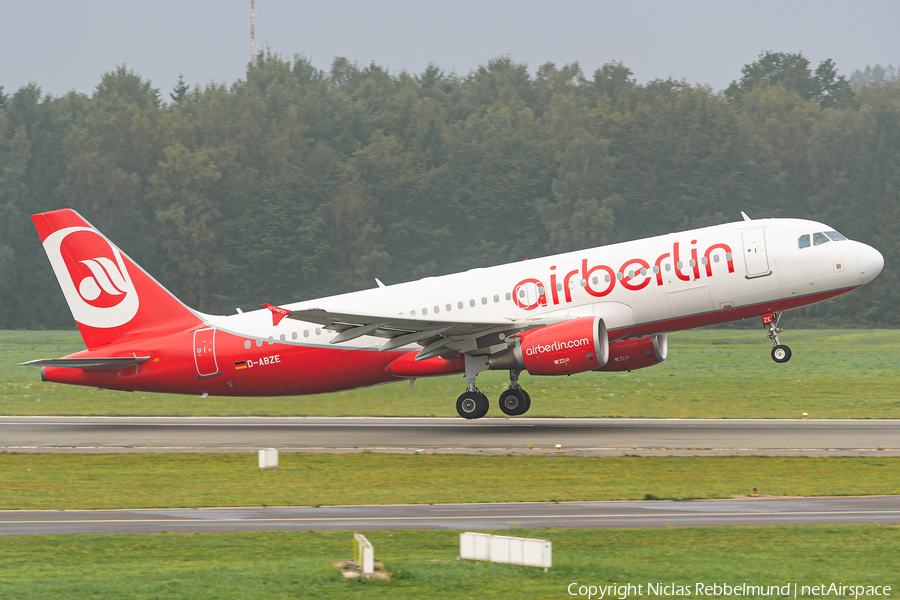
[[193, 327, 220, 377], [741, 228, 771, 278]]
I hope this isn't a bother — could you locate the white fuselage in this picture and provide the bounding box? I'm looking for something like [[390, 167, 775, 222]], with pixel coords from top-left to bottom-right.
[[210, 218, 880, 349]]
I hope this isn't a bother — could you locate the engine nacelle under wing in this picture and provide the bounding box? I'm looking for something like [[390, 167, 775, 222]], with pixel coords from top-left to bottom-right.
[[594, 334, 668, 372], [490, 316, 609, 376]]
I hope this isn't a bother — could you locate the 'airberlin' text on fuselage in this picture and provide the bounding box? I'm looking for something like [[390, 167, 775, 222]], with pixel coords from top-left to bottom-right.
[[513, 240, 735, 310]]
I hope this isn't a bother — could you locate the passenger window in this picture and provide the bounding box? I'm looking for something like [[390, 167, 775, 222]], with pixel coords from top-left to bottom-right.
[[798, 234, 810, 249], [824, 231, 847, 241], [813, 232, 830, 246], [493, 295, 499, 303], [505, 292, 512, 301]]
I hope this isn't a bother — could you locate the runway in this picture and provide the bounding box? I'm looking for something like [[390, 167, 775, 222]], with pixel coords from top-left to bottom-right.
[[1, 416, 898, 456], [1, 496, 897, 535]]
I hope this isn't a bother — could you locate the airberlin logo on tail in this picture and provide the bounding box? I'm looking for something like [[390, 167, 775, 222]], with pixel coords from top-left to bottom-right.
[[77, 257, 130, 301], [42, 226, 139, 328]]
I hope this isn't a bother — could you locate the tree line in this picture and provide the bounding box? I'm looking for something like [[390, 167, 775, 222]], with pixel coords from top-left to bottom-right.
[[0, 51, 897, 330]]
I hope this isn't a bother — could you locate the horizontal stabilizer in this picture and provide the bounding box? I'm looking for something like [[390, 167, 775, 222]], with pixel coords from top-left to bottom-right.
[[19, 356, 151, 370]]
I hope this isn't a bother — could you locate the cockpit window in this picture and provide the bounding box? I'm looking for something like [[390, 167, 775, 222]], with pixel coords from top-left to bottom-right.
[[798, 234, 810, 249], [813, 232, 830, 246], [824, 231, 847, 241]]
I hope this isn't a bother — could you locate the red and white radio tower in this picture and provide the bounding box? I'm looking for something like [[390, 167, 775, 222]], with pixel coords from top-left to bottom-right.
[[250, 0, 257, 68]]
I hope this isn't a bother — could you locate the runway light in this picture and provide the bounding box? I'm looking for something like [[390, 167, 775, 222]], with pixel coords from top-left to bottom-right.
[[752, 487, 758, 495], [555, 444, 561, 453], [802, 412, 808, 419]]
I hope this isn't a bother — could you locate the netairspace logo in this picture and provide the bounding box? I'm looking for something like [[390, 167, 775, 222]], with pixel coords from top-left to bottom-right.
[[567, 582, 893, 599]]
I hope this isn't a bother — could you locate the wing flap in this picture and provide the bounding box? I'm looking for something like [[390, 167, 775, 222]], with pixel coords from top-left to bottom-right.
[[287, 308, 577, 355], [290, 308, 512, 339]]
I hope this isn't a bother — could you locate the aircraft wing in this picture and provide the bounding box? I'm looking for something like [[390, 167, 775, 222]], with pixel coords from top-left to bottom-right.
[[19, 356, 151, 370], [288, 308, 568, 360]]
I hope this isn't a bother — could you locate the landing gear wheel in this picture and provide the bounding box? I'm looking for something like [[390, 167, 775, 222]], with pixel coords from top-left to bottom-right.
[[457, 390, 489, 419], [499, 388, 529, 416], [771, 345, 792, 363], [762, 312, 792, 364]]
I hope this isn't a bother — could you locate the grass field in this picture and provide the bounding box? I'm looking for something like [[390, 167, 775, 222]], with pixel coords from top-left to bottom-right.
[[0, 526, 896, 599], [2, 329, 899, 418], [2, 453, 898, 510]]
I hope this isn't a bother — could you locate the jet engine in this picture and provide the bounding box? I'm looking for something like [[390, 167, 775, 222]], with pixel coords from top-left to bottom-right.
[[594, 334, 667, 372], [489, 316, 609, 376]]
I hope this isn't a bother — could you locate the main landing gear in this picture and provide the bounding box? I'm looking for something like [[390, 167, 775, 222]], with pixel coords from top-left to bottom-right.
[[762, 312, 792, 363], [498, 369, 531, 416], [455, 355, 531, 419], [456, 388, 490, 419]]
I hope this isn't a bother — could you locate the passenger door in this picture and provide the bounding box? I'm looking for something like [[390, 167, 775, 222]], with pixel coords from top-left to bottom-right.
[[741, 228, 771, 278], [193, 327, 220, 378]]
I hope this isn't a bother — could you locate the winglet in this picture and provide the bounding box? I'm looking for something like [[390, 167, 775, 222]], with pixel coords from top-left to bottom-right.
[[741, 211, 752, 222], [263, 303, 291, 326], [375, 278, 386, 288]]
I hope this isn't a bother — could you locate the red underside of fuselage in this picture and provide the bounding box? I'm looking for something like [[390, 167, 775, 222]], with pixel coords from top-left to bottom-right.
[[42, 286, 855, 397]]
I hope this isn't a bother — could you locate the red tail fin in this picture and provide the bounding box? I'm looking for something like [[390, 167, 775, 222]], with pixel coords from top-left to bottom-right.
[[32, 209, 203, 348]]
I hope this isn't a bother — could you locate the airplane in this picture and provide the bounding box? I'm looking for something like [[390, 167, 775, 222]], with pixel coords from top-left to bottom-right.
[[21, 209, 883, 419]]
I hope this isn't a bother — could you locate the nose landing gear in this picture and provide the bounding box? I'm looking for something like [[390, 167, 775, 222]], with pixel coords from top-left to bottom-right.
[[762, 312, 792, 363]]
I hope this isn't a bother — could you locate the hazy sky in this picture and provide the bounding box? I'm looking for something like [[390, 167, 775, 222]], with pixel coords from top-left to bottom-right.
[[5, 1, 899, 98]]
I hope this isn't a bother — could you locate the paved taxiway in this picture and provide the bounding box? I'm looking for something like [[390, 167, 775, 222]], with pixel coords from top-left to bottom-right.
[[1, 417, 897, 455], [2, 497, 897, 535]]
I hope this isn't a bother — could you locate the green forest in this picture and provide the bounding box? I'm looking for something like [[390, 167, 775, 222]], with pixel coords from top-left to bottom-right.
[[0, 51, 896, 329]]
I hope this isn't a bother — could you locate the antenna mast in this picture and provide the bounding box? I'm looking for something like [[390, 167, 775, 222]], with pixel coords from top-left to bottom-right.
[[250, 0, 257, 68]]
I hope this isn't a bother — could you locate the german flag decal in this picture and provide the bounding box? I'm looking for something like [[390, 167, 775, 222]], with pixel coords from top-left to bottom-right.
[[234, 360, 248, 370]]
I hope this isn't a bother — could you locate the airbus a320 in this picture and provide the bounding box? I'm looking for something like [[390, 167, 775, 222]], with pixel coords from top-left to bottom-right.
[[22, 209, 884, 419]]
